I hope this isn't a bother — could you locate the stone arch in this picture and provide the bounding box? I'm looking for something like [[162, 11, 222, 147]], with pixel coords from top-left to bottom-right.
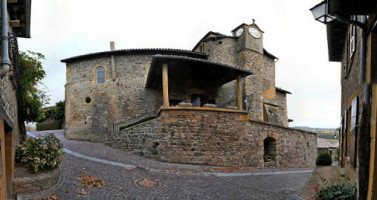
[[263, 137, 277, 161]]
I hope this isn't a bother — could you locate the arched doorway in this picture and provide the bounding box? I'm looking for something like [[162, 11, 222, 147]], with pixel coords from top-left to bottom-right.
[[263, 137, 277, 162]]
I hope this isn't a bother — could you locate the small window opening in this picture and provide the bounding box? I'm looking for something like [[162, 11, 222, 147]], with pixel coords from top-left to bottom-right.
[[85, 97, 92, 104]]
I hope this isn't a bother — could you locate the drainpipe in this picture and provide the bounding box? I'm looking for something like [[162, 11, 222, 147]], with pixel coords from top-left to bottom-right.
[[110, 41, 116, 81], [0, 0, 10, 78], [359, 16, 369, 104]]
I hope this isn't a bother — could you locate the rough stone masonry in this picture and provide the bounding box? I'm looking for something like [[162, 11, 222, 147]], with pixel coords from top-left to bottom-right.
[[61, 22, 317, 168]]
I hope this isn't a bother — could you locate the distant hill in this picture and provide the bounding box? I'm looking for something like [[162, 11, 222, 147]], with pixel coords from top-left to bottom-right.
[[293, 126, 338, 139]]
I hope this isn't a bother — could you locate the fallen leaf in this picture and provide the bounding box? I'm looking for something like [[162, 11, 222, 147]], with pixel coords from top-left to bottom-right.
[[124, 167, 134, 171], [119, 187, 123, 190], [78, 175, 107, 188], [78, 189, 88, 195]]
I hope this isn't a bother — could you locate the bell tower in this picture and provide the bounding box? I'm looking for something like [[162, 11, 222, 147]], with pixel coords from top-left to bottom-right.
[[232, 19, 264, 54], [232, 20, 267, 120]]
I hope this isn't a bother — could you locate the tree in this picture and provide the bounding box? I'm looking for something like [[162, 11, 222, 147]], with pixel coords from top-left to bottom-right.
[[17, 50, 49, 141], [36, 100, 65, 124]]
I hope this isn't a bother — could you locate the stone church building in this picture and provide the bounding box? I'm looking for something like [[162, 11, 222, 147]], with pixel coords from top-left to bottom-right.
[[62, 22, 316, 168]]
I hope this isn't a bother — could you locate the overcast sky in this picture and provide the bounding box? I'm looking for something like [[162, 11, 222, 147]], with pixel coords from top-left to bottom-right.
[[18, 0, 341, 128]]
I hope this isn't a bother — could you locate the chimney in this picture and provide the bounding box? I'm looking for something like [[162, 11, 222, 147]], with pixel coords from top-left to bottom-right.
[[110, 41, 115, 51]]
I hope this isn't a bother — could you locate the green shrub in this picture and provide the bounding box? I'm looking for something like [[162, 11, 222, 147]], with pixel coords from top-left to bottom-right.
[[314, 182, 356, 200], [316, 152, 332, 166], [16, 134, 65, 173], [152, 148, 158, 155], [36, 122, 62, 131]]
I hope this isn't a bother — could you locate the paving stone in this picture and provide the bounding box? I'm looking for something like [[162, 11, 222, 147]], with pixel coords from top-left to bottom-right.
[[19, 130, 313, 200]]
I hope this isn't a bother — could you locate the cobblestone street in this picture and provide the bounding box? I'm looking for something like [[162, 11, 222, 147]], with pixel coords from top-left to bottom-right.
[[19, 130, 313, 200]]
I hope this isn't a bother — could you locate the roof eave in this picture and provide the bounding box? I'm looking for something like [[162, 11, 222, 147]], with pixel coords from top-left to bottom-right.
[[61, 48, 208, 63]]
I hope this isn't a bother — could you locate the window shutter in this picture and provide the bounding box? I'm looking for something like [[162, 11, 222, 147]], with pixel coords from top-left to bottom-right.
[[351, 97, 358, 132], [343, 110, 347, 156], [350, 15, 356, 58], [350, 97, 358, 167], [343, 40, 348, 77]]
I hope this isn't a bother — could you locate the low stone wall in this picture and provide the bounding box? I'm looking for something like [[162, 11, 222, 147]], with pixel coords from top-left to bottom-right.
[[13, 167, 60, 194], [110, 108, 317, 168]]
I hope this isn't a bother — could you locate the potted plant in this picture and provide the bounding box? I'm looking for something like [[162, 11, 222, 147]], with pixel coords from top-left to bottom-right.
[[264, 154, 272, 162]]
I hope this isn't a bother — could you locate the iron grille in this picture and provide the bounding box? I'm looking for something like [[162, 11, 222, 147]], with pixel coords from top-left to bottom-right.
[[9, 31, 20, 88]]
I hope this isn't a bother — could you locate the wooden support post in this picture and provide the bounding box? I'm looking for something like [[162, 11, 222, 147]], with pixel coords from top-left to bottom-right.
[[237, 75, 242, 110], [368, 84, 377, 200], [0, 118, 7, 200], [162, 63, 169, 107]]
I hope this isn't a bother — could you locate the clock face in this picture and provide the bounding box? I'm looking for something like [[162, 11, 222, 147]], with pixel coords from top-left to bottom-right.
[[235, 28, 244, 37], [249, 27, 261, 38]]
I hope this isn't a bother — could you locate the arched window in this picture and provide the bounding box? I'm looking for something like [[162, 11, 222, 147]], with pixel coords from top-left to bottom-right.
[[96, 66, 105, 83]]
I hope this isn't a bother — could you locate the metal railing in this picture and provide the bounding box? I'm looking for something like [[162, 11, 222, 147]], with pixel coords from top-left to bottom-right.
[[9, 31, 19, 88], [112, 111, 157, 133]]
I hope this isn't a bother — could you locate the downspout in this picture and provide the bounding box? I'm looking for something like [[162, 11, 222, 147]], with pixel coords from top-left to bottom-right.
[[360, 16, 369, 104], [367, 15, 377, 200], [0, 0, 10, 78]]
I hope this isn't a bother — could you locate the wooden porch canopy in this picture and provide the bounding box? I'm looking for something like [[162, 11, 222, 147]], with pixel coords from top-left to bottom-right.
[[145, 55, 252, 109], [145, 55, 252, 89]]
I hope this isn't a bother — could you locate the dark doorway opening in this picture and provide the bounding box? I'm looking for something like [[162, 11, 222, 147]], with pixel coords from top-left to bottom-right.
[[264, 137, 277, 162], [191, 94, 203, 107]]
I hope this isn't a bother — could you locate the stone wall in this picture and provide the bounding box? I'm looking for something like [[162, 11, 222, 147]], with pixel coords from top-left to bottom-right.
[[193, 26, 284, 125], [276, 91, 288, 127], [13, 167, 60, 194], [0, 28, 19, 199], [338, 16, 372, 197], [0, 75, 18, 127], [110, 108, 316, 167], [65, 24, 290, 143]]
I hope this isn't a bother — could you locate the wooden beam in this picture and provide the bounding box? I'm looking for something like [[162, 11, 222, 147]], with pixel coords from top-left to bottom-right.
[[9, 20, 20, 28], [237, 75, 242, 110], [7, 0, 17, 4], [162, 63, 169, 107]]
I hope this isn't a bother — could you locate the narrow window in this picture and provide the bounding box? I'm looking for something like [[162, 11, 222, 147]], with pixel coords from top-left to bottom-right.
[[96, 66, 105, 83], [350, 97, 358, 167], [199, 43, 205, 52], [343, 40, 348, 78], [350, 15, 356, 58], [343, 110, 348, 157]]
